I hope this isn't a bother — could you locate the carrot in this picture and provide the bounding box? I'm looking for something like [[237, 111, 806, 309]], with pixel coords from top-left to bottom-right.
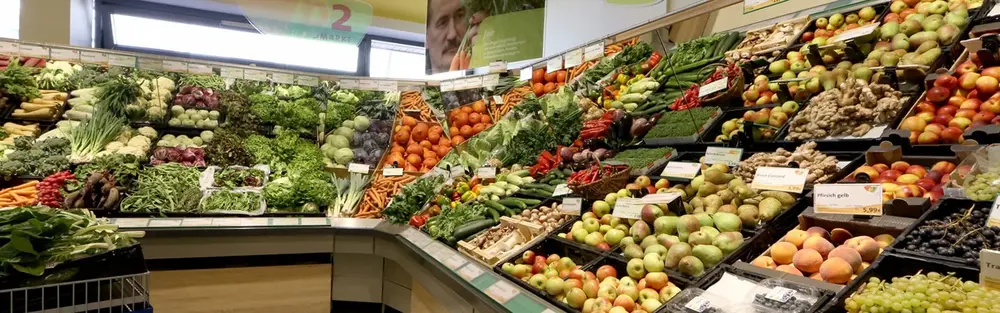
[[449, 52, 461, 71]]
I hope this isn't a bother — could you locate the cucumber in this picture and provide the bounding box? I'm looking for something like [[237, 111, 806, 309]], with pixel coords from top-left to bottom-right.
[[508, 197, 541, 206], [453, 219, 497, 241], [486, 208, 500, 221], [633, 104, 669, 116], [548, 179, 566, 185], [484, 200, 508, 212], [510, 169, 531, 177], [498, 198, 527, 209], [525, 183, 556, 193], [520, 189, 554, 198]]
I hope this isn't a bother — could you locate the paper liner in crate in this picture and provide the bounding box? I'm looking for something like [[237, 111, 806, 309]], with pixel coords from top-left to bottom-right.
[[197, 189, 266, 216], [457, 216, 546, 266], [199, 164, 270, 191], [955, 144, 1000, 201]]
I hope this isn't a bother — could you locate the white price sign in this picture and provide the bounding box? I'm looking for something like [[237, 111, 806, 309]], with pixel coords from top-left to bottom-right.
[[519, 67, 532, 81], [489, 61, 507, 73], [187, 63, 213, 75], [552, 184, 572, 197], [138, 58, 163, 71], [348, 163, 371, 173], [483, 74, 500, 88], [457, 263, 485, 280], [18, 45, 49, 58], [484, 281, 519, 304], [612, 198, 642, 220], [359, 79, 378, 90], [814, 184, 883, 216], [114, 219, 149, 228], [464, 77, 483, 89], [641, 192, 681, 205], [560, 198, 582, 215], [477, 167, 496, 179], [49, 48, 80, 62], [377, 80, 398, 92], [660, 161, 701, 179], [300, 217, 329, 226], [563, 48, 584, 68], [751, 167, 809, 193], [80, 51, 108, 65], [685, 296, 712, 313], [148, 219, 183, 227], [440, 81, 454, 91], [492, 95, 503, 105], [546, 57, 563, 73], [296, 75, 319, 87], [339, 79, 359, 90], [163, 60, 189, 73], [766, 286, 796, 303], [830, 23, 880, 43], [244, 69, 268, 81], [0, 41, 18, 54], [698, 79, 728, 97], [383, 167, 404, 177], [220, 67, 244, 79], [272, 73, 294, 84], [704, 147, 743, 167], [982, 249, 1000, 289], [108, 54, 136, 68], [584, 42, 605, 61], [450, 166, 466, 178], [987, 197, 1000, 227], [444, 254, 468, 270]]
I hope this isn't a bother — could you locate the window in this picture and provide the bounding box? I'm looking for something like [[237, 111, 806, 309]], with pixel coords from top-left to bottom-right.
[[368, 40, 426, 79], [0, 0, 19, 39], [110, 13, 359, 73]]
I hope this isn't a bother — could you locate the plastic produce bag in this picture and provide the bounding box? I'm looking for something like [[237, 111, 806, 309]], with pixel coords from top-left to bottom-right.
[[958, 144, 1000, 201]]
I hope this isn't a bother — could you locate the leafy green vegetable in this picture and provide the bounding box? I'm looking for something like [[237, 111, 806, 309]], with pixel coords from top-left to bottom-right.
[[1, 137, 71, 177], [0, 207, 142, 277], [213, 168, 264, 188], [425, 202, 488, 240], [384, 175, 445, 224], [275, 85, 311, 99], [66, 65, 124, 90], [120, 163, 202, 213], [247, 131, 332, 211], [177, 74, 224, 90], [644, 107, 717, 138], [608, 147, 674, 170], [219, 91, 260, 134], [200, 190, 262, 213], [0, 60, 41, 100]]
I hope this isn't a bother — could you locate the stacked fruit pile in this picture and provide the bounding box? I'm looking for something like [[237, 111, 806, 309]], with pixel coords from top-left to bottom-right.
[[845, 160, 959, 202], [899, 70, 1000, 144], [751, 226, 893, 284]]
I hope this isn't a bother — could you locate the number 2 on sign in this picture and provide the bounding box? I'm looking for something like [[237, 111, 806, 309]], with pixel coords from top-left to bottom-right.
[[331, 4, 351, 31]]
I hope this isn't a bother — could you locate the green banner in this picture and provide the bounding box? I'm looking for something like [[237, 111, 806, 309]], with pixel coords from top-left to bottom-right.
[[240, 0, 372, 45], [469, 9, 545, 68]]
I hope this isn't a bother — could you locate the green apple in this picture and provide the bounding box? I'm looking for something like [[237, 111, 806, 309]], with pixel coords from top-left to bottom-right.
[[626, 258, 647, 279], [592, 200, 611, 217], [604, 193, 619, 207], [604, 228, 626, 246]]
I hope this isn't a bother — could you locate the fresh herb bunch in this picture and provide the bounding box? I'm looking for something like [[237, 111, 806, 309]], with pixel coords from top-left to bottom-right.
[[95, 76, 143, 118], [69, 108, 127, 163], [384, 175, 445, 224], [177, 74, 225, 90], [355, 91, 397, 121], [200, 190, 262, 212], [0, 207, 142, 277], [230, 79, 270, 95], [120, 163, 202, 213], [421, 86, 444, 114], [219, 91, 260, 133], [425, 202, 487, 240], [607, 147, 674, 170], [501, 127, 554, 166], [0, 60, 41, 100], [645, 107, 717, 138], [205, 128, 255, 167], [213, 168, 265, 188]]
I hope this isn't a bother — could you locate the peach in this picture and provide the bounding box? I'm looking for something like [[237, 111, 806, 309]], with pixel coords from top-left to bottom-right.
[[890, 161, 910, 172], [784, 229, 809, 248], [809, 272, 823, 281], [803, 237, 835, 258], [806, 226, 831, 240], [858, 262, 870, 274], [828, 246, 863, 272], [769, 242, 798, 265], [855, 240, 881, 262], [830, 228, 854, 245], [896, 174, 920, 184], [776, 265, 803, 276], [792, 249, 824, 273], [820, 258, 854, 284], [874, 234, 895, 248], [751, 256, 777, 269], [931, 161, 957, 174]]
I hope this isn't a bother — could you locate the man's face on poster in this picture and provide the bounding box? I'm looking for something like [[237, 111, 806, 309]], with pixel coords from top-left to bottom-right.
[[427, 0, 467, 72]]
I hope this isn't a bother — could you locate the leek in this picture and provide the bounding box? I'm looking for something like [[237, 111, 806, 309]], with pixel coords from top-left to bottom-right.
[[330, 171, 370, 217]]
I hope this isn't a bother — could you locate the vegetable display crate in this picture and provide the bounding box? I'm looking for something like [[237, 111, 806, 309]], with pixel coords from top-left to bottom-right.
[[822, 252, 982, 313], [1, 271, 151, 313], [641, 107, 723, 146], [458, 216, 547, 267], [695, 263, 835, 313], [0, 244, 148, 290], [3, 99, 69, 124], [578, 256, 693, 313], [659, 149, 865, 191], [884, 198, 995, 271], [772, 90, 920, 146], [491, 237, 606, 302]]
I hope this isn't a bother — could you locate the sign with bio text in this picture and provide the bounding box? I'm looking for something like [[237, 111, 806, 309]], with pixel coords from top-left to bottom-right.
[[704, 147, 743, 167], [814, 184, 883, 215], [660, 161, 701, 179], [751, 167, 808, 193]]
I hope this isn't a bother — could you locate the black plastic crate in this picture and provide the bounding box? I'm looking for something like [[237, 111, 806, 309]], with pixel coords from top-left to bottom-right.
[[662, 149, 865, 190], [695, 263, 835, 313], [491, 237, 606, 302], [885, 198, 995, 271], [0, 245, 147, 290], [774, 90, 920, 146], [697, 104, 795, 144], [572, 255, 692, 313], [824, 252, 982, 312]]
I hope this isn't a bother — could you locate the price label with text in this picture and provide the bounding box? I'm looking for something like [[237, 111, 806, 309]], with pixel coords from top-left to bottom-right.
[[489, 61, 506, 73], [698, 79, 728, 97], [450, 166, 466, 178], [339, 79, 359, 90], [641, 192, 681, 205], [348, 163, 370, 173], [440, 81, 454, 91], [80, 51, 108, 65], [563, 48, 584, 68], [519, 67, 532, 81], [187, 63, 213, 75], [163, 60, 189, 73], [220, 67, 244, 79], [492, 95, 503, 105], [552, 184, 572, 197], [987, 197, 1000, 227], [560, 197, 582, 215], [109, 54, 137, 68], [766, 286, 796, 303], [377, 80, 398, 92], [383, 167, 403, 177], [244, 69, 268, 81], [296, 75, 319, 87], [476, 167, 496, 179], [751, 167, 809, 193], [484, 281, 519, 304], [830, 22, 880, 43], [49, 48, 80, 62], [584, 42, 605, 61], [612, 198, 642, 220], [457, 263, 485, 281], [19, 45, 49, 58], [661, 161, 701, 179], [138, 58, 163, 71], [0, 41, 18, 54], [272, 73, 294, 84], [685, 296, 712, 313], [704, 147, 743, 167], [546, 56, 563, 73], [814, 184, 883, 215], [483, 74, 500, 88], [981, 249, 1000, 289], [464, 77, 482, 89], [358, 79, 378, 90]]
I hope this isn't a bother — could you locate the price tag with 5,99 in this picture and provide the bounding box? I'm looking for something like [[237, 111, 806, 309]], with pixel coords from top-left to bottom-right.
[[751, 167, 808, 193], [813, 184, 883, 216]]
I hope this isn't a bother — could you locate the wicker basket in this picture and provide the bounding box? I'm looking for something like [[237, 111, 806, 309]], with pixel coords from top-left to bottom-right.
[[702, 69, 745, 108], [572, 166, 631, 200]]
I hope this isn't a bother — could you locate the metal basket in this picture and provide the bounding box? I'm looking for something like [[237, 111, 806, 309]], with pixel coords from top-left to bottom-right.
[[1, 272, 151, 313]]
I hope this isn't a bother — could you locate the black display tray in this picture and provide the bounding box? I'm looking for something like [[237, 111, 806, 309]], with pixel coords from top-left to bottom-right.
[[696, 263, 835, 313], [491, 236, 606, 307], [0, 245, 147, 290], [660, 149, 865, 190], [884, 198, 994, 271], [578, 256, 693, 313], [697, 103, 800, 144], [773, 90, 920, 146]]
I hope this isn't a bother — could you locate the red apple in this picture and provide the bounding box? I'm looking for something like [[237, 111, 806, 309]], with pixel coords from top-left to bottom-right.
[[916, 131, 940, 144], [915, 101, 937, 113], [872, 176, 890, 183], [925, 170, 944, 183], [894, 185, 924, 198], [522, 251, 536, 264], [801, 32, 814, 42], [596, 265, 617, 281], [908, 130, 919, 144], [536, 256, 548, 266], [974, 111, 996, 123], [925, 190, 943, 202], [994, 115, 1000, 124], [977, 76, 1000, 96], [532, 261, 545, 274], [931, 161, 956, 174], [982, 99, 1000, 113], [956, 61, 979, 76], [890, 161, 911, 173], [956, 109, 978, 119], [932, 113, 954, 125], [936, 105, 959, 117], [901, 8, 917, 19], [872, 163, 890, 173], [900, 116, 927, 132], [915, 178, 937, 191], [960, 98, 982, 110], [949, 117, 973, 129], [982, 66, 1000, 80], [935, 75, 959, 90], [948, 96, 967, 107], [940, 127, 964, 143], [906, 165, 928, 178], [916, 112, 935, 123], [970, 89, 983, 101], [924, 123, 945, 134], [956, 88, 971, 98], [880, 169, 903, 181], [928, 86, 952, 103]]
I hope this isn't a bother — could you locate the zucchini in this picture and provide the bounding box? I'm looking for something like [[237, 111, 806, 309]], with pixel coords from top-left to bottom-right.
[[508, 197, 541, 206], [484, 200, 508, 212], [452, 218, 496, 240], [498, 198, 527, 209], [486, 208, 500, 221], [510, 169, 531, 177], [520, 189, 554, 198], [525, 183, 556, 193], [548, 179, 566, 185]]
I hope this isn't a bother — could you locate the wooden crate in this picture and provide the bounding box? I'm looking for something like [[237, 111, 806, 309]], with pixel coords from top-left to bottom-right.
[[457, 216, 546, 267]]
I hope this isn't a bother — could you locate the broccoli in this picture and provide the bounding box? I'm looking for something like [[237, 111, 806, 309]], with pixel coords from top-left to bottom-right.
[[33, 155, 69, 176], [5, 150, 31, 163], [13, 136, 34, 151], [36, 137, 71, 155], [26, 149, 46, 162], [0, 160, 29, 177]]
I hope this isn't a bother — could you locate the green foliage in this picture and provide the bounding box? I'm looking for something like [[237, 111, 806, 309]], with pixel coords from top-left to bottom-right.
[[0, 61, 41, 100]]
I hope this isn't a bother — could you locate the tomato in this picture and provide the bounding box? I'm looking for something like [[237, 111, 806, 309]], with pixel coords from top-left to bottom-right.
[[532, 68, 545, 83], [556, 71, 566, 83], [544, 71, 557, 83], [532, 83, 544, 96]]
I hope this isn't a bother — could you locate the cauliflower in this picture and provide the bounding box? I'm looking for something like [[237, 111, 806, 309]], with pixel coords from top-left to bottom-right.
[[137, 127, 158, 139], [128, 136, 151, 148], [155, 77, 176, 91], [117, 146, 145, 156], [104, 141, 125, 152]]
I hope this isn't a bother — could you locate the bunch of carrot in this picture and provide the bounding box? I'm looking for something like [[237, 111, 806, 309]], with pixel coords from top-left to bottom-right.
[[0, 181, 39, 207], [399, 91, 438, 122], [567, 60, 598, 82], [604, 37, 640, 56], [354, 173, 417, 218], [491, 86, 532, 122]]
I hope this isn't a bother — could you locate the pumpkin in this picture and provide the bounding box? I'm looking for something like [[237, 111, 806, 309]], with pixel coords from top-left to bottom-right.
[[406, 143, 423, 155]]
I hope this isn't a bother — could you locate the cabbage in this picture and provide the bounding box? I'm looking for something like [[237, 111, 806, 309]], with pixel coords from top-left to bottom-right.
[[333, 148, 354, 165], [343, 120, 355, 129], [329, 135, 349, 149], [353, 116, 370, 132], [334, 126, 354, 139]]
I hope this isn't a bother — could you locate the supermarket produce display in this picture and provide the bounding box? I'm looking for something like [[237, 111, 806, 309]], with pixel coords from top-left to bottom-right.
[[6, 0, 1000, 312]]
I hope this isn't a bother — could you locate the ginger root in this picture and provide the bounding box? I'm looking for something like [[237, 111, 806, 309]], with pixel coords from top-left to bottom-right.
[[786, 79, 905, 141], [733, 141, 840, 185]]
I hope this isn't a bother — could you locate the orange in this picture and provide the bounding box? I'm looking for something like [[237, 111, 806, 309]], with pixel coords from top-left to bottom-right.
[[461, 106, 473, 114], [430, 125, 443, 134], [472, 123, 487, 134], [451, 135, 465, 145], [480, 115, 492, 124], [469, 113, 481, 124], [459, 125, 473, 137], [390, 145, 404, 154], [438, 137, 452, 147], [420, 140, 433, 149], [453, 112, 469, 127], [472, 101, 486, 113], [449, 126, 460, 136], [422, 157, 438, 169], [411, 124, 429, 142], [406, 154, 422, 166], [402, 116, 417, 127]]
